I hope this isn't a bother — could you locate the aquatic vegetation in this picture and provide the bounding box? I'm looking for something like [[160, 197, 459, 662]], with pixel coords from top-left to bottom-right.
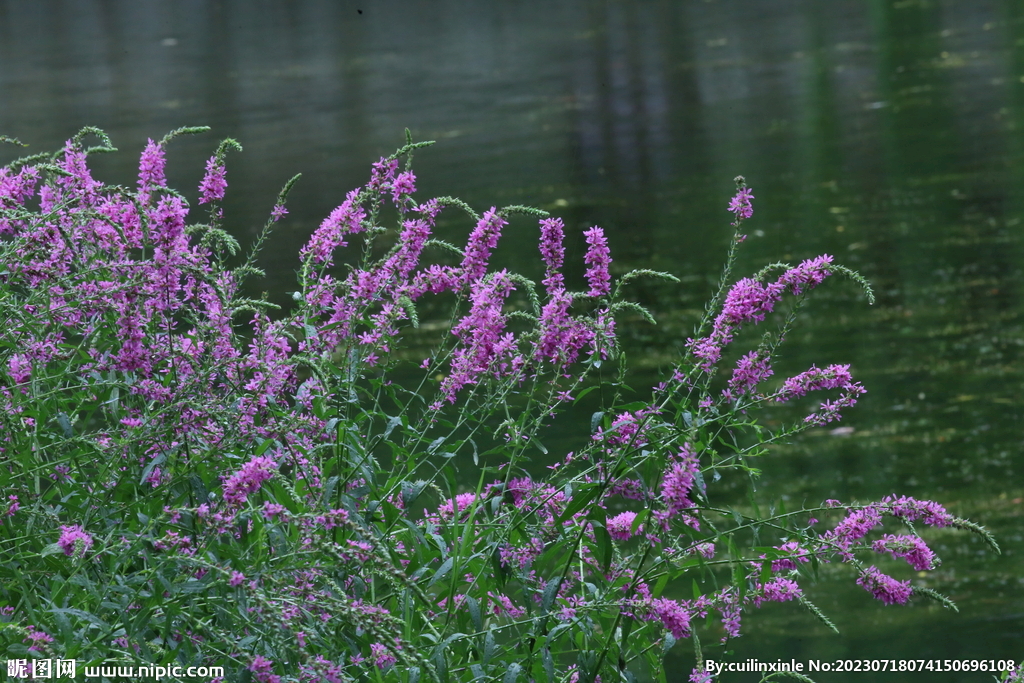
[[0, 128, 1012, 681]]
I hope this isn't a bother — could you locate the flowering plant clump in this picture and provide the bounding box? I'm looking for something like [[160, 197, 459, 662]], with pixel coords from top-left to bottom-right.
[[0, 128, 1012, 682]]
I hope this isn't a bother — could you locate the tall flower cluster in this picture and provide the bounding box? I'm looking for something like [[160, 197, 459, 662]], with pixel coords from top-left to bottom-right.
[[727, 186, 754, 221], [57, 525, 93, 559], [222, 455, 278, 506], [583, 226, 612, 297], [688, 255, 836, 370], [460, 208, 507, 285], [776, 363, 866, 425], [856, 566, 912, 605], [198, 155, 227, 204], [437, 271, 518, 406], [538, 217, 565, 293]]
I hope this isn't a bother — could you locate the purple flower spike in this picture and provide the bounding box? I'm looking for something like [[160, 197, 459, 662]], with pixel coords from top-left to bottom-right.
[[461, 208, 507, 286], [222, 455, 278, 506], [538, 217, 566, 294], [199, 155, 227, 204], [606, 511, 639, 541], [728, 186, 754, 220], [651, 598, 692, 639], [857, 566, 912, 605], [583, 226, 612, 297], [871, 534, 937, 570], [58, 524, 94, 558], [137, 139, 166, 203]]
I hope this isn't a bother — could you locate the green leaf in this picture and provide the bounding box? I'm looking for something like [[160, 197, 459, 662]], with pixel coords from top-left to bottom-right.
[[482, 628, 496, 667], [428, 556, 454, 589], [503, 662, 521, 683], [542, 647, 555, 683], [56, 412, 73, 438], [401, 480, 428, 507], [50, 607, 109, 631], [541, 576, 562, 615], [466, 595, 482, 632], [382, 415, 402, 440], [556, 483, 601, 525], [40, 543, 64, 557]]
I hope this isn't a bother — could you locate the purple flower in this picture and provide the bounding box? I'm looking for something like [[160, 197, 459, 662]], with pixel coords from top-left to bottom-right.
[[391, 170, 416, 202], [721, 278, 784, 326], [871, 534, 936, 571], [535, 290, 595, 367], [57, 524, 93, 558], [856, 566, 912, 605], [776, 363, 866, 425], [583, 226, 612, 297], [370, 642, 396, 670], [222, 455, 278, 505], [754, 577, 802, 606], [767, 541, 810, 572], [778, 254, 833, 295], [24, 626, 54, 653], [538, 217, 566, 293], [880, 495, 953, 527], [661, 448, 700, 518], [689, 668, 713, 683], [386, 217, 433, 281], [651, 598, 691, 639], [229, 571, 246, 587], [728, 186, 754, 220], [7, 353, 31, 384], [137, 139, 166, 203], [606, 511, 639, 541], [727, 351, 773, 398], [439, 271, 517, 403], [460, 208, 507, 285], [303, 188, 367, 265], [249, 656, 281, 683], [719, 599, 742, 640], [198, 155, 227, 204], [368, 157, 398, 191], [270, 204, 288, 222], [822, 505, 882, 556], [3, 495, 19, 521]]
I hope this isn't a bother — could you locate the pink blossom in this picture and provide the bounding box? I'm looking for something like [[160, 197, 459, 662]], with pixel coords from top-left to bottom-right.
[[460, 208, 507, 285], [606, 511, 639, 541], [754, 577, 802, 606], [727, 186, 754, 220], [661, 446, 700, 518], [871, 534, 936, 571], [222, 455, 278, 505], [198, 155, 227, 204], [57, 524, 93, 558], [651, 598, 691, 639], [538, 217, 566, 293], [137, 139, 166, 204], [857, 566, 912, 605], [583, 226, 612, 297], [370, 642, 396, 669], [880, 495, 953, 527]]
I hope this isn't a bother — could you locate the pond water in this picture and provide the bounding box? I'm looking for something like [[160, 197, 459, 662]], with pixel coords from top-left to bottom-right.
[[2, 0, 1022, 679]]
